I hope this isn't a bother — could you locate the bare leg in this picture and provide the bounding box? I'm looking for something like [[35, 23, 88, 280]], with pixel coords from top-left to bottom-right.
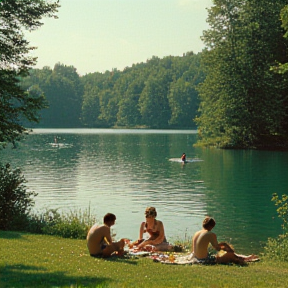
[[154, 242, 173, 252], [102, 239, 125, 257], [216, 252, 245, 265], [235, 254, 259, 262]]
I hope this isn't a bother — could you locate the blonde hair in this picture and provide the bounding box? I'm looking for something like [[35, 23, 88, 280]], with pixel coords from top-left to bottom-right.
[[145, 207, 157, 218]]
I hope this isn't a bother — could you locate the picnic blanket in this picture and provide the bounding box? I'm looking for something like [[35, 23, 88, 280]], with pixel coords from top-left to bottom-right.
[[149, 252, 260, 265], [127, 247, 195, 264], [126, 242, 260, 265], [150, 253, 195, 265]]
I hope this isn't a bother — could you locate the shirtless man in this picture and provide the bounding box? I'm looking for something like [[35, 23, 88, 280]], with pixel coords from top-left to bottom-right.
[[87, 213, 125, 257], [192, 216, 258, 264]]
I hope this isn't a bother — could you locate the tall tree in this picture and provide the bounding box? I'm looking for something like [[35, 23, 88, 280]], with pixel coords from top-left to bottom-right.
[[117, 78, 144, 127], [41, 63, 83, 127], [196, 0, 288, 148], [81, 86, 101, 127], [275, 4, 288, 74], [139, 70, 172, 128], [0, 0, 59, 145], [168, 55, 204, 128]]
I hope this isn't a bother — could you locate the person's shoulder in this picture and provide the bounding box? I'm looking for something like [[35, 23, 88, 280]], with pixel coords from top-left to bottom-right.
[[207, 231, 216, 237], [156, 219, 164, 225], [193, 229, 202, 236], [97, 224, 109, 230]]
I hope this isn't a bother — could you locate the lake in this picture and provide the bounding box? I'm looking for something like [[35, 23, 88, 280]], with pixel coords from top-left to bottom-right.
[[1, 128, 287, 254]]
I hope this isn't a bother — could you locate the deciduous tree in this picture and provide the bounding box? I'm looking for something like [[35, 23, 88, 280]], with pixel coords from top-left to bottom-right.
[[196, 0, 288, 148], [0, 0, 59, 145]]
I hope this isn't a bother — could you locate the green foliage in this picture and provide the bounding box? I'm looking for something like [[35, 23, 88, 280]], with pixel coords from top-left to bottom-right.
[[263, 233, 288, 262], [81, 54, 202, 129], [22, 63, 84, 127], [81, 86, 102, 127], [263, 193, 288, 262], [0, 163, 37, 230], [168, 56, 204, 128], [271, 193, 288, 231], [116, 78, 143, 127], [0, 0, 59, 146], [26, 208, 98, 239], [272, 4, 288, 74], [27, 53, 202, 129], [196, 0, 288, 149], [139, 70, 172, 128]]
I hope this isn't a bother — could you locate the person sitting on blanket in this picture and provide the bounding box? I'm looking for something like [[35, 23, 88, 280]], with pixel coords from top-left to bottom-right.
[[131, 207, 173, 251], [87, 213, 125, 258], [192, 216, 259, 265]]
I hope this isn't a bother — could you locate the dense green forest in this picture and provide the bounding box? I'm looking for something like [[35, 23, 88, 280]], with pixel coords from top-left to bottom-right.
[[21, 52, 204, 129], [196, 0, 288, 149], [3, 1, 288, 149]]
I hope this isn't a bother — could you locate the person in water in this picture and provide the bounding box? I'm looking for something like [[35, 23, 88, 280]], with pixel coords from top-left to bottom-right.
[[131, 207, 172, 251], [87, 213, 125, 257], [181, 153, 186, 162], [191, 216, 259, 264]]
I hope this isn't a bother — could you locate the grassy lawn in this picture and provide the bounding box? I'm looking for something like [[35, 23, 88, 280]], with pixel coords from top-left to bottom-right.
[[1, 231, 288, 288]]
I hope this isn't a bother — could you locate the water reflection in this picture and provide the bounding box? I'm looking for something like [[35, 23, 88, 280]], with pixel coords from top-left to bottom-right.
[[199, 148, 286, 250], [1, 129, 287, 254]]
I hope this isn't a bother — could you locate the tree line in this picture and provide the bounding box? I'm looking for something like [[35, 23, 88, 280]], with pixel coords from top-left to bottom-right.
[[1, 1, 288, 150], [196, 0, 288, 149], [20, 52, 204, 129]]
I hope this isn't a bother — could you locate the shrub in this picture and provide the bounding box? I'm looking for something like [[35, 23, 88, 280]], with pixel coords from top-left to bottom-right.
[[263, 233, 288, 262], [263, 193, 288, 261], [0, 163, 37, 230], [27, 208, 98, 239], [271, 193, 288, 231]]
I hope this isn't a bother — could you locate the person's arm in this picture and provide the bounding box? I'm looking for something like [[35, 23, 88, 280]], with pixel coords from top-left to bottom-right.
[[138, 222, 145, 240], [192, 233, 197, 252], [218, 241, 234, 252], [103, 226, 113, 244], [210, 233, 221, 251]]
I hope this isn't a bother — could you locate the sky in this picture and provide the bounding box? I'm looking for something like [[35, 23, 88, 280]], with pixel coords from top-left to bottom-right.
[[25, 0, 213, 75]]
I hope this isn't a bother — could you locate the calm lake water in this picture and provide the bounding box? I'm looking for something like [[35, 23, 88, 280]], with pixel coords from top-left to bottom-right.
[[1, 128, 288, 254]]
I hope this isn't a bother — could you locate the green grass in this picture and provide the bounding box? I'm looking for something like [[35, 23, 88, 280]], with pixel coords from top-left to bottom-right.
[[1, 231, 288, 288]]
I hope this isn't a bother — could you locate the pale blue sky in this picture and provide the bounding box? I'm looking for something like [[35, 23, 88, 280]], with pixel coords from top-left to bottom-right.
[[26, 0, 213, 75]]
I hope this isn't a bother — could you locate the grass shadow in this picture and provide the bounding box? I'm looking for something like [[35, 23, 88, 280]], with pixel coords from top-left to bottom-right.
[[0, 231, 23, 239], [0, 264, 111, 288], [103, 255, 139, 265]]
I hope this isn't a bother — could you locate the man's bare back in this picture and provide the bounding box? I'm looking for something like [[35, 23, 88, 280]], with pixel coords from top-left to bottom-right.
[[193, 229, 219, 259], [192, 217, 259, 264], [87, 213, 125, 257], [87, 224, 112, 255]]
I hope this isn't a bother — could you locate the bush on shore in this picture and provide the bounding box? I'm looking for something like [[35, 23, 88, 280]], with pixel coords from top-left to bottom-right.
[[0, 162, 98, 239], [0, 163, 37, 230], [262, 193, 288, 261], [26, 208, 98, 239]]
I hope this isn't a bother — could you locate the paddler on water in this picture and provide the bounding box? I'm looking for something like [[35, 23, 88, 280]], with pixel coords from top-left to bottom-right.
[[181, 153, 186, 162]]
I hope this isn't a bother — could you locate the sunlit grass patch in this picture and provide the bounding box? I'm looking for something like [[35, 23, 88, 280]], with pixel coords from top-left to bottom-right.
[[1, 231, 288, 288]]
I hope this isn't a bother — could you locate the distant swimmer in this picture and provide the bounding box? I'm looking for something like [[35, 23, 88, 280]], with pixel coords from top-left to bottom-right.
[[181, 153, 186, 162], [52, 136, 60, 147]]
